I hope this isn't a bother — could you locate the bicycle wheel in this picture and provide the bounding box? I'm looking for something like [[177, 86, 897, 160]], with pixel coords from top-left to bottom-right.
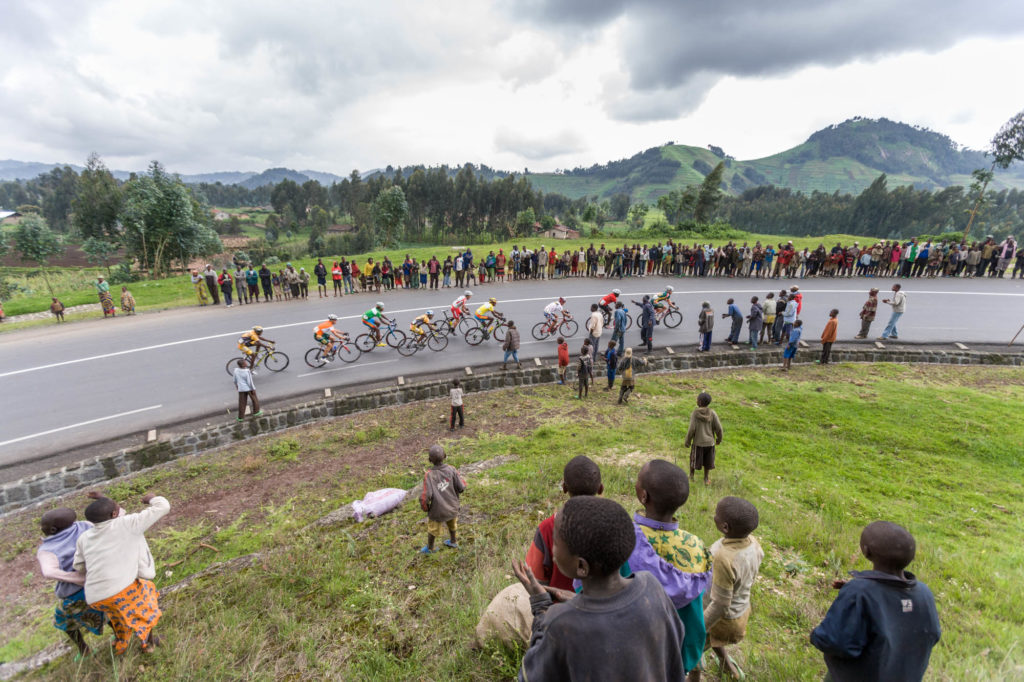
[[225, 357, 246, 376], [624, 313, 634, 330], [532, 322, 552, 341], [465, 327, 485, 346], [397, 337, 419, 357], [459, 316, 478, 334], [305, 347, 327, 368], [493, 324, 507, 343], [355, 334, 375, 352], [427, 332, 448, 352], [663, 308, 683, 329], [385, 329, 407, 348], [337, 343, 361, 363], [264, 350, 289, 372], [560, 318, 579, 336]]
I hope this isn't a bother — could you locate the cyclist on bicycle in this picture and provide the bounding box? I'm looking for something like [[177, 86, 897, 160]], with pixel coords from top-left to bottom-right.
[[313, 314, 349, 362], [599, 289, 621, 320], [362, 302, 393, 347], [449, 290, 472, 330], [237, 326, 276, 365], [410, 310, 437, 340], [474, 297, 504, 339], [652, 285, 676, 323], [543, 297, 570, 332]]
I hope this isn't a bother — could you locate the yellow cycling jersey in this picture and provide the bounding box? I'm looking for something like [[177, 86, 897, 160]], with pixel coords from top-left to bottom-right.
[[239, 331, 260, 346], [412, 314, 433, 327], [475, 302, 495, 316]]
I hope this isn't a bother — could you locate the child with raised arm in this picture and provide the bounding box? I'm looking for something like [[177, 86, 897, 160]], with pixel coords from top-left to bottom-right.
[[36, 508, 106, 658], [418, 444, 466, 553], [513, 496, 686, 681], [73, 491, 170, 654], [704, 497, 764, 680], [811, 521, 940, 682]]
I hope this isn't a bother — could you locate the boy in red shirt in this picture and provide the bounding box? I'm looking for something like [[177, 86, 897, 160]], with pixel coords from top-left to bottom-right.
[[556, 336, 570, 385]]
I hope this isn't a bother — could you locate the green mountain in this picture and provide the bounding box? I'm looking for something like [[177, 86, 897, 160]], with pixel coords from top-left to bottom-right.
[[525, 118, 1024, 202]]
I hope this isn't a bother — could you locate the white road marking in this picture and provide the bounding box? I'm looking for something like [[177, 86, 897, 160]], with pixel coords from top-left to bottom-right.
[[3, 288, 1020, 379], [296, 359, 398, 378], [0, 405, 162, 448]]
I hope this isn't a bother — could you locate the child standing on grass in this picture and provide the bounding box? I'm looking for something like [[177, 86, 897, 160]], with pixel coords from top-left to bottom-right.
[[820, 308, 838, 364], [74, 491, 170, 655], [782, 319, 803, 371], [449, 378, 464, 430], [577, 342, 594, 399], [629, 460, 712, 681], [513, 496, 686, 681], [704, 497, 764, 680], [556, 336, 569, 385], [37, 508, 107, 659], [603, 340, 618, 391], [684, 392, 723, 485], [419, 444, 466, 554], [616, 347, 647, 404], [811, 521, 941, 682]]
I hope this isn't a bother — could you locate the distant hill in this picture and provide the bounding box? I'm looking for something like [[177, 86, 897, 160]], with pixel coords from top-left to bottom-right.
[[525, 118, 1024, 201]]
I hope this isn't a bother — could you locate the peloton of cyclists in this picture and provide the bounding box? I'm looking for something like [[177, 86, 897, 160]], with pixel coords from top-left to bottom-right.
[[313, 314, 349, 362], [543, 297, 571, 333], [474, 297, 504, 339], [362, 302, 393, 347], [237, 326, 276, 367]]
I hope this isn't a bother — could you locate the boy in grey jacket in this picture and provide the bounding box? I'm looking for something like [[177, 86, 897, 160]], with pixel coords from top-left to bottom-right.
[[684, 392, 724, 485], [419, 445, 466, 553]]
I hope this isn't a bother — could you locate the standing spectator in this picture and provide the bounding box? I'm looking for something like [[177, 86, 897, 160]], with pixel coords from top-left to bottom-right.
[[454, 253, 464, 288], [233, 264, 248, 304], [722, 298, 742, 345], [684, 391, 723, 485], [314, 259, 328, 298], [556, 336, 569, 385], [419, 444, 466, 553], [855, 288, 879, 339], [746, 296, 762, 349], [879, 284, 906, 341], [73, 491, 170, 655], [50, 297, 66, 322], [760, 293, 775, 345], [285, 264, 300, 299], [233, 359, 261, 420], [772, 292, 787, 344], [502, 320, 522, 370], [996, 237, 1017, 278], [820, 309, 839, 364], [603, 340, 618, 391], [449, 378, 464, 430], [698, 301, 714, 352], [191, 269, 209, 306], [298, 267, 310, 299], [331, 261, 344, 297], [120, 286, 136, 315], [1014, 247, 1024, 279], [259, 264, 273, 301], [246, 265, 260, 302], [96, 275, 116, 318], [780, 293, 798, 345], [635, 295, 655, 352], [345, 260, 357, 294], [616, 347, 647, 404], [442, 256, 453, 288], [577, 343, 594, 400], [810, 521, 940, 682], [218, 269, 234, 307], [586, 303, 604, 361], [789, 285, 803, 316], [611, 301, 628, 356], [782, 320, 803, 371], [429, 255, 440, 289], [203, 264, 220, 304]]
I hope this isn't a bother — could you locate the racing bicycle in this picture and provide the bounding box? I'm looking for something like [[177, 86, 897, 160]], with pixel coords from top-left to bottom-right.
[[225, 344, 289, 375], [531, 313, 579, 341], [304, 338, 361, 368], [354, 319, 407, 352], [397, 328, 449, 356]]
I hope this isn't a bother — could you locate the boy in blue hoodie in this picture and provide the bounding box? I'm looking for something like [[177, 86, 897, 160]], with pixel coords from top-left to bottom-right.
[[811, 521, 941, 682]]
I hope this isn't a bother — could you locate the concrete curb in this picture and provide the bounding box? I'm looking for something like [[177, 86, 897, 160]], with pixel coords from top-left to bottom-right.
[[2, 346, 1021, 515]]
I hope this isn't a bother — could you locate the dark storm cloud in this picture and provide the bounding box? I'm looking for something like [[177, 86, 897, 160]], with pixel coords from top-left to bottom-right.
[[528, 0, 1024, 120]]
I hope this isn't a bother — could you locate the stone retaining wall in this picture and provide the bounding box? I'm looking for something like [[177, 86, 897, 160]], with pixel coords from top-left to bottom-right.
[[2, 347, 1020, 514]]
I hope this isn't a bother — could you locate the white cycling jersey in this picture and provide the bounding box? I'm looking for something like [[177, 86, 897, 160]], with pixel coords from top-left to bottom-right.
[[452, 295, 468, 308], [543, 301, 563, 316]]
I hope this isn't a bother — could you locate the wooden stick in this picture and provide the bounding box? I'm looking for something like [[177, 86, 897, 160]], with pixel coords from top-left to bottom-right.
[[1010, 321, 1024, 346]]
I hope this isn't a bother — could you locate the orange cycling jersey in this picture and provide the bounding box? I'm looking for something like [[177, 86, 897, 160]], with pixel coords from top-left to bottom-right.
[[314, 320, 334, 336]]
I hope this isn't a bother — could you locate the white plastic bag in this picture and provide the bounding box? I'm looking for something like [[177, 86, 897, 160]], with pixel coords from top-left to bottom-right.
[[351, 488, 407, 522]]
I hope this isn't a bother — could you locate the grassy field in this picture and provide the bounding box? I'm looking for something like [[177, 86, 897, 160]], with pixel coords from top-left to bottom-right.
[[2, 364, 1022, 681]]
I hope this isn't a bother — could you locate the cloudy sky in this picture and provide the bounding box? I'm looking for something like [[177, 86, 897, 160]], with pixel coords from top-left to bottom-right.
[[2, 0, 1023, 175]]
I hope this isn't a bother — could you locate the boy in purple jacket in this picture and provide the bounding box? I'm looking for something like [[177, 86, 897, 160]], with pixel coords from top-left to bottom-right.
[[419, 444, 466, 554]]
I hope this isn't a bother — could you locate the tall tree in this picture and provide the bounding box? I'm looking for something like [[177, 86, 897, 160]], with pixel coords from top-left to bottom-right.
[[372, 186, 409, 247], [965, 108, 1024, 239], [81, 237, 120, 276], [693, 161, 725, 223], [13, 213, 64, 295], [72, 153, 122, 240], [39, 166, 80, 232]]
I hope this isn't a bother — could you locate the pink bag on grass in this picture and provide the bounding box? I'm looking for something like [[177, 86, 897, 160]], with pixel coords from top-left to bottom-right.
[[351, 488, 407, 522]]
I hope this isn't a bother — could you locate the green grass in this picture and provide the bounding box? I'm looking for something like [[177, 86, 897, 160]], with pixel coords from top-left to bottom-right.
[[4, 365, 1022, 680]]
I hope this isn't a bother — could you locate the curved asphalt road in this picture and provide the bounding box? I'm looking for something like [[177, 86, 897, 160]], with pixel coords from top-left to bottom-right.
[[1, 275, 1022, 476]]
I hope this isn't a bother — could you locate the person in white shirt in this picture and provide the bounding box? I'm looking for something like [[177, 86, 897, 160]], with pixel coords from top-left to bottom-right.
[[74, 491, 170, 654], [586, 303, 604, 361], [879, 284, 907, 341]]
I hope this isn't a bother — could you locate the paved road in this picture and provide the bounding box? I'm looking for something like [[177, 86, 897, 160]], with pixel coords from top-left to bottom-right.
[[2, 275, 1022, 474]]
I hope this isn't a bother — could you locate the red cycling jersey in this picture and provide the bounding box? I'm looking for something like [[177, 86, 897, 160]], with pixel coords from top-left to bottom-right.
[[600, 292, 618, 306]]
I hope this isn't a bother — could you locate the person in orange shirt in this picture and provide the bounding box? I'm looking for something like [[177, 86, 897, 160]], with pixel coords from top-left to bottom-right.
[[820, 309, 839, 365]]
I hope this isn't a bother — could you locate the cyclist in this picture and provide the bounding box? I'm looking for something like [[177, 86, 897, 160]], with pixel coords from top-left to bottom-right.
[[599, 288, 621, 320], [362, 302, 393, 347], [543, 297, 570, 333], [652, 285, 677, 323], [474, 297, 504, 339], [237, 326, 276, 367], [313, 314, 349, 362], [410, 310, 437, 343], [449, 290, 473, 330]]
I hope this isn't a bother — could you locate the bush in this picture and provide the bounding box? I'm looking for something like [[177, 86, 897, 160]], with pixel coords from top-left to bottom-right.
[[108, 262, 141, 285], [267, 438, 300, 462]]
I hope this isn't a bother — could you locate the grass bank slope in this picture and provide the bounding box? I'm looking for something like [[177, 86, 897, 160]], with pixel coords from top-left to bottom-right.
[[3, 364, 1022, 681]]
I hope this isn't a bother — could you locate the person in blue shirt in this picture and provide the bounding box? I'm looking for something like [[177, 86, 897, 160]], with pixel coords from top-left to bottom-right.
[[611, 302, 628, 356], [721, 298, 743, 344], [782, 319, 802, 371], [811, 521, 940, 682]]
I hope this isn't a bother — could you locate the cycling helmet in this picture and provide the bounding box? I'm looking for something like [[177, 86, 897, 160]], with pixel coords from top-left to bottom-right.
[[612, 288, 621, 295], [426, 310, 434, 317], [558, 297, 565, 304], [376, 302, 384, 309], [327, 314, 338, 321], [252, 326, 263, 334], [666, 285, 674, 292], [489, 297, 497, 304], [464, 290, 473, 297]]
